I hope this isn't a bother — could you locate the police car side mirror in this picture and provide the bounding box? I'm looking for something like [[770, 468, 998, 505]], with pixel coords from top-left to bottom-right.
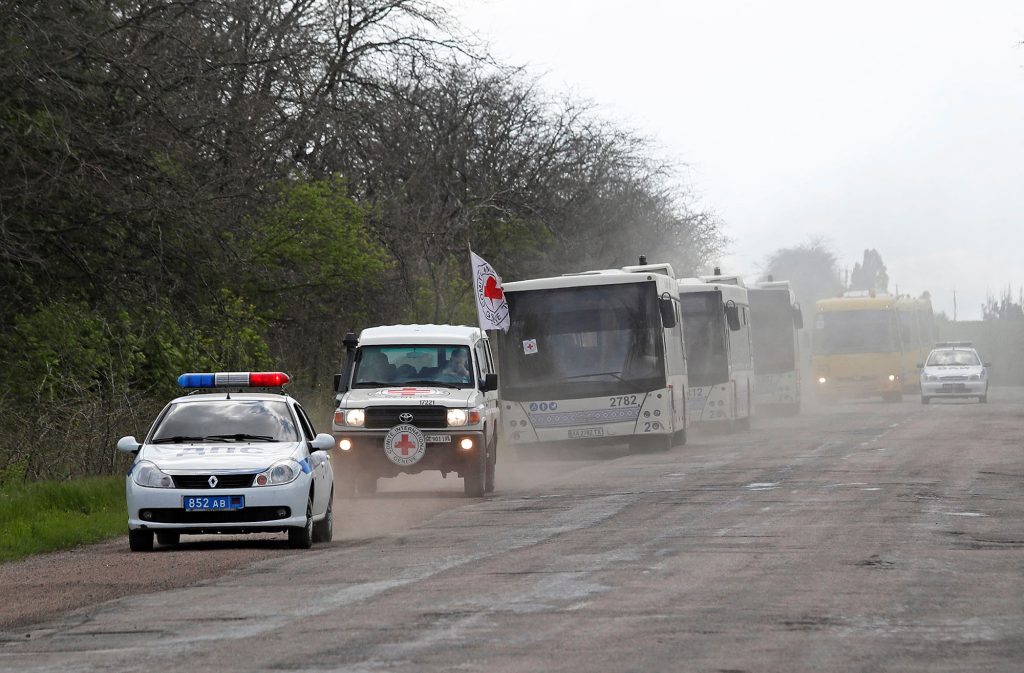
[[310, 433, 335, 452], [481, 373, 498, 392], [117, 436, 142, 453]]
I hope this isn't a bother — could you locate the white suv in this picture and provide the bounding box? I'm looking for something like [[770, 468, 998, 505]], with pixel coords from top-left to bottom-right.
[[332, 325, 500, 496], [919, 342, 990, 404]]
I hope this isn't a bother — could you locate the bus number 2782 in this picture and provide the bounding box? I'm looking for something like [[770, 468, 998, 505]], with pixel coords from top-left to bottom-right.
[[609, 395, 638, 407]]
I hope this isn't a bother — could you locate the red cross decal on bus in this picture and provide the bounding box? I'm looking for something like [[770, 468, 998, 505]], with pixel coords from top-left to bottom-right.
[[394, 434, 417, 456], [387, 388, 433, 396]]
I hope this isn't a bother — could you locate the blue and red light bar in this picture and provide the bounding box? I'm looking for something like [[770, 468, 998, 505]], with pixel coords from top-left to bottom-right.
[[177, 372, 290, 388]]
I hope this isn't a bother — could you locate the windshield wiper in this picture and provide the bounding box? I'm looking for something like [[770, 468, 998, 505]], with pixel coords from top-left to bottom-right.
[[202, 433, 277, 442], [353, 381, 392, 387], [563, 371, 625, 382], [151, 436, 205, 444], [401, 379, 462, 388]]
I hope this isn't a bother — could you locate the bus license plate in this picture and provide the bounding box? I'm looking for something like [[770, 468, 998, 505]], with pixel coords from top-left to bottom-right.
[[183, 495, 244, 511], [569, 428, 604, 439], [424, 434, 451, 443]]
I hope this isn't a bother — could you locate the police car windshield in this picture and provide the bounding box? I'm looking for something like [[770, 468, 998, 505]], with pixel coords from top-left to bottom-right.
[[353, 345, 474, 388], [927, 350, 980, 367], [151, 400, 300, 443]]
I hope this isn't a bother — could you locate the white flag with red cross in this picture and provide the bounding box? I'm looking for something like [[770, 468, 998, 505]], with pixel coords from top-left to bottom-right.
[[470, 250, 510, 332]]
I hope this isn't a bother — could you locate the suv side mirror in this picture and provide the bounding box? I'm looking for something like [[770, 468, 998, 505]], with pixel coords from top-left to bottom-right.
[[916, 363, 924, 369], [984, 362, 992, 368], [792, 303, 804, 330], [117, 436, 141, 453], [659, 295, 677, 329], [725, 303, 741, 331], [481, 372, 498, 392]]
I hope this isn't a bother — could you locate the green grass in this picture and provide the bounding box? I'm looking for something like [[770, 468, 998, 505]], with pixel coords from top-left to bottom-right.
[[0, 476, 127, 562]]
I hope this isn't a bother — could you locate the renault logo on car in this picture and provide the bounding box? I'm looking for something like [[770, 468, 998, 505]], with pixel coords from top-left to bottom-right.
[[208, 475, 218, 488], [399, 412, 414, 423]]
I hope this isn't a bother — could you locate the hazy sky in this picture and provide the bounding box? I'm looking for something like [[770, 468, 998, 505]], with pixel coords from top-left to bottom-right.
[[455, 0, 1024, 319]]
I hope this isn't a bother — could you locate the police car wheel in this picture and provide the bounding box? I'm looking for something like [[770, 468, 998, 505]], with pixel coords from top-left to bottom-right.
[[312, 489, 334, 543], [156, 532, 180, 546], [128, 529, 154, 552], [288, 497, 314, 549]]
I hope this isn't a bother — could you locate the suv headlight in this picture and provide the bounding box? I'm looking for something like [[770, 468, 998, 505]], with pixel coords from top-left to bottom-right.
[[969, 374, 981, 381], [447, 407, 483, 427], [923, 374, 937, 382], [254, 460, 302, 486], [132, 461, 174, 488], [342, 409, 365, 427]]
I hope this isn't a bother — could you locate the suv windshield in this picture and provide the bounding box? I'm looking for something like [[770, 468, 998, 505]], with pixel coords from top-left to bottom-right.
[[353, 345, 474, 388], [926, 350, 980, 366], [151, 400, 300, 443]]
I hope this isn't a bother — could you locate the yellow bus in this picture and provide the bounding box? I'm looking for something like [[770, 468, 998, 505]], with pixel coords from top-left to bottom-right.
[[895, 296, 936, 392], [812, 293, 907, 402]]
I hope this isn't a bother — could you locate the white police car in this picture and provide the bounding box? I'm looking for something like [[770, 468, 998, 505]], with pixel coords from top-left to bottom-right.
[[117, 372, 335, 551], [919, 342, 991, 404]]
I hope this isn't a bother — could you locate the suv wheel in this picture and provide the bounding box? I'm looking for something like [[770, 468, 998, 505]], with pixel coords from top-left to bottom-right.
[[463, 446, 486, 497]]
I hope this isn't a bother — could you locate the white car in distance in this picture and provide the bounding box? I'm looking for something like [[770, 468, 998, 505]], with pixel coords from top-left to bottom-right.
[[919, 343, 991, 404]]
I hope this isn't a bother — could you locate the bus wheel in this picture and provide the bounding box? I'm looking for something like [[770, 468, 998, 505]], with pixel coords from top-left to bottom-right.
[[674, 428, 687, 447]]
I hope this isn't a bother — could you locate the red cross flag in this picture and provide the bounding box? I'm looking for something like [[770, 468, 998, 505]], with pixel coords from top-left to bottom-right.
[[470, 250, 510, 332]]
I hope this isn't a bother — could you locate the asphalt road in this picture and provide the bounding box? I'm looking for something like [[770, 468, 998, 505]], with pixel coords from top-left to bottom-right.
[[1, 388, 1022, 672]]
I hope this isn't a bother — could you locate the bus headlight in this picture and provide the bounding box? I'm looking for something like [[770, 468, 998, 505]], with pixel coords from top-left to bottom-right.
[[817, 377, 827, 385], [888, 374, 897, 382]]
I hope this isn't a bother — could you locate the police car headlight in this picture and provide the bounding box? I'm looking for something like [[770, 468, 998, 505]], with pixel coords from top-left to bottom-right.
[[447, 408, 468, 426], [344, 409, 365, 427], [132, 461, 174, 489], [254, 460, 302, 486]]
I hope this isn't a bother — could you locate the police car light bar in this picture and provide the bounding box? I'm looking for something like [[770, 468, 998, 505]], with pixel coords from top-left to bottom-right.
[[178, 372, 290, 388], [934, 341, 973, 348]]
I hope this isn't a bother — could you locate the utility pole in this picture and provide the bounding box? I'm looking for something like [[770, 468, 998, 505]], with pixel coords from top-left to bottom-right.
[[953, 288, 957, 322]]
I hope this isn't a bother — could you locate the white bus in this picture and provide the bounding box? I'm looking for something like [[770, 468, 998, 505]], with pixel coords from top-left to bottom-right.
[[498, 265, 688, 453], [748, 280, 804, 415], [678, 272, 754, 429]]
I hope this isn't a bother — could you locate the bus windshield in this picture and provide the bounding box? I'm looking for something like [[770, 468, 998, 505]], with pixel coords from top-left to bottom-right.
[[749, 290, 796, 374], [679, 291, 728, 387], [813, 310, 897, 355], [499, 281, 666, 400]]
